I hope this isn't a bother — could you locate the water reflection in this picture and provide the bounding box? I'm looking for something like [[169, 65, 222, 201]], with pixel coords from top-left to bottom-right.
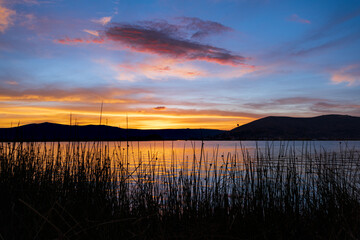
[[2, 140, 359, 179]]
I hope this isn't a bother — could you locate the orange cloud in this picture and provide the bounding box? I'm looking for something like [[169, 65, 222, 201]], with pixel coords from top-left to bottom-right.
[[0, 86, 147, 104], [0, 1, 16, 33], [0, 84, 262, 129]]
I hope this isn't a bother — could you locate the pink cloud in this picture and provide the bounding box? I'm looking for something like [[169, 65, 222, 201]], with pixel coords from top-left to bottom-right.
[[5, 81, 19, 85], [55, 37, 104, 45], [287, 14, 311, 24], [22, 0, 41, 4], [55, 18, 252, 67], [0, 1, 16, 33], [83, 29, 99, 37], [92, 38, 104, 44], [19, 13, 36, 30], [55, 37, 84, 44], [105, 24, 247, 66], [331, 64, 360, 86], [114, 58, 205, 81], [95, 53, 255, 82]]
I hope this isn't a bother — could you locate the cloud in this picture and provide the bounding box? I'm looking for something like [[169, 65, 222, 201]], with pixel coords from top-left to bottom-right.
[[105, 23, 247, 66], [20, 0, 54, 4], [55, 37, 84, 44], [287, 14, 311, 24], [264, 8, 360, 66], [55, 37, 104, 44], [115, 59, 205, 81], [18, 13, 36, 30], [206, 64, 255, 79], [83, 29, 99, 37], [179, 17, 233, 39], [331, 64, 360, 86], [244, 97, 326, 109], [0, 85, 149, 104], [308, 8, 360, 41], [105, 55, 254, 82], [310, 102, 360, 115], [153, 106, 166, 111], [92, 16, 112, 26], [5, 80, 19, 85], [244, 97, 360, 116], [96, 51, 255, 82], [55, 18, 250, 67], [0, 1, 16, 33], [8, 0, 52, 4], [22, 0, 41, 4], [291, 33, 360, 56], [140, 17, 232, 39]]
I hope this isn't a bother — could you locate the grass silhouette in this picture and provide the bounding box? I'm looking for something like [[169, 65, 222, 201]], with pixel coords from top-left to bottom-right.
[[1, 141, 360, 239]]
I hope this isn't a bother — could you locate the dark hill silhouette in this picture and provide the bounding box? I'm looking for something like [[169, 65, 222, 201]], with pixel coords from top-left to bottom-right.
[[0, 122, 224, 141], [228, 114, 360, 140], [1, 115, 359, 141]]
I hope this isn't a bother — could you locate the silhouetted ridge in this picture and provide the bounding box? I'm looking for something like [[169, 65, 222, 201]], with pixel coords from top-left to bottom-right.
[[1, 114, 359, 141], [0, 123, 224, 141], [228, 114, 360, 140]]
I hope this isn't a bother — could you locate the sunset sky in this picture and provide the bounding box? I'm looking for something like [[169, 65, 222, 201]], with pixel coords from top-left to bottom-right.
[[0, 0, 359, 130]]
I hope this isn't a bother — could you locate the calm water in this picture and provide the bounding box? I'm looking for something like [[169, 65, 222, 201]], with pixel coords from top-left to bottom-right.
[[2, 140, 360, 196], [3, 140, 359, 175], [5, 140, 359, 160], [118, 140, 360, 159], [5, 140, 358, 171]]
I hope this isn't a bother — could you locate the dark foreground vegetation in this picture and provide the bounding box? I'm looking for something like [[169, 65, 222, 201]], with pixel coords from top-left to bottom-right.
[[1, 141, 360, 239]]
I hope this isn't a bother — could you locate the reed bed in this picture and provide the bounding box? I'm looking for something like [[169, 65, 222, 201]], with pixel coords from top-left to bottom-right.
[[1, 141, 360, 239]]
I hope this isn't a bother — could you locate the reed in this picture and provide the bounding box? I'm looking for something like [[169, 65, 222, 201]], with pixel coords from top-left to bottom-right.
[[0, 141, 359, 239]]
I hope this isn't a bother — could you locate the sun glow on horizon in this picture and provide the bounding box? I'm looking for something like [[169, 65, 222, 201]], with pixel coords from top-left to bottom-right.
[[0, 105, 256, 130]]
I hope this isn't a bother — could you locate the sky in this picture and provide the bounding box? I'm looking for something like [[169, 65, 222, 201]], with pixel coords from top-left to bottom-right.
[[0, 0, 359, 130]]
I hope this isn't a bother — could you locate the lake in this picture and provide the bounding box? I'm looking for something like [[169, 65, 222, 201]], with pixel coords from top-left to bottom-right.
[[3, 140, 359, 179]]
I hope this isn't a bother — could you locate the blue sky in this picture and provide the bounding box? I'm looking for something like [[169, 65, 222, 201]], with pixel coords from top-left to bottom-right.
[[0, 0, 359, 129]]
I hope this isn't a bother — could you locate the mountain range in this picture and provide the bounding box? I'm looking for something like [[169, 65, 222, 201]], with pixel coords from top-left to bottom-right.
[[227, 114, 360, 140], [0, 122, 224, 141], [0, 114, 359, 141]]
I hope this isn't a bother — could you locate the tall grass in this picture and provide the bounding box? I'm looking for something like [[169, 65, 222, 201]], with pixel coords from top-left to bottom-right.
[[1, 141, 360, 239]]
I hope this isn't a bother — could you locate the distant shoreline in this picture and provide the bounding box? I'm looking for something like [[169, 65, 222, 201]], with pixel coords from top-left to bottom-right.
[[1, 114, 359, 141]]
